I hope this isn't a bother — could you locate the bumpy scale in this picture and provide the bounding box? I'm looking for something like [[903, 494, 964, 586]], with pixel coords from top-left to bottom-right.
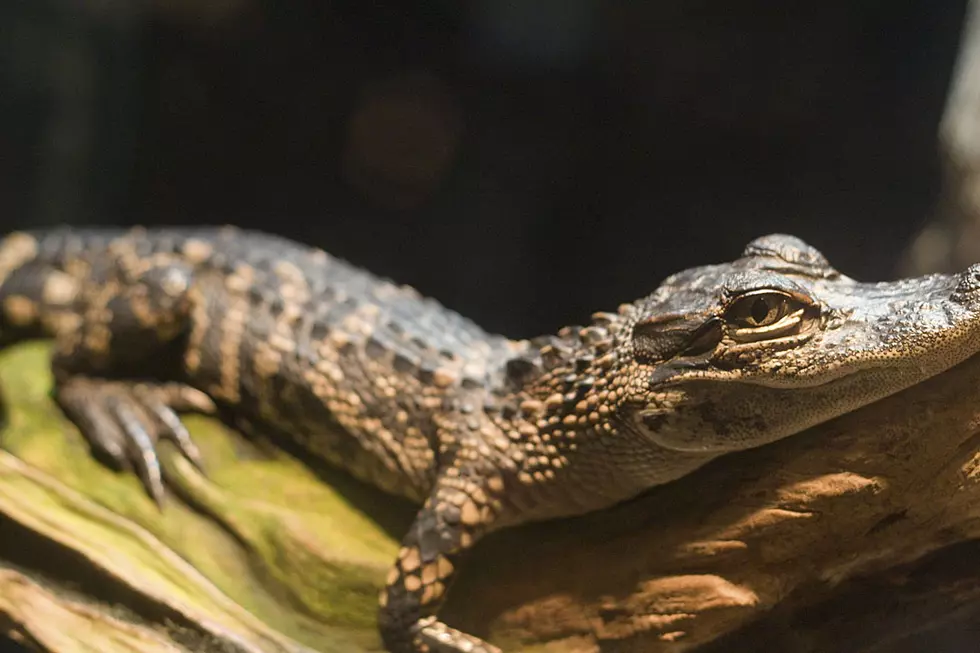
[[2, 226, 980, 653]]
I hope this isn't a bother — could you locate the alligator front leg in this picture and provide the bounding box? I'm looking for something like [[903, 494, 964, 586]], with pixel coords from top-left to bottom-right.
[[48, 260, 214, 504], [379, 463, 503, 653]]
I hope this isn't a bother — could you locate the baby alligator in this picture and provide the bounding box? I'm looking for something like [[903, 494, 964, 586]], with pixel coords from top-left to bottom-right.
[[2, 226, 980, 652]]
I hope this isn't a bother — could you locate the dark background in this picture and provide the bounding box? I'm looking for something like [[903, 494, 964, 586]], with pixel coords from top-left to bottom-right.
[[0, 1, 969, 339], [0, 2, 972, 651]]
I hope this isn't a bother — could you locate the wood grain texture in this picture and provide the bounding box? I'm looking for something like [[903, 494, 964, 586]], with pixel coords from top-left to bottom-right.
[[3, 340, 980, 652]]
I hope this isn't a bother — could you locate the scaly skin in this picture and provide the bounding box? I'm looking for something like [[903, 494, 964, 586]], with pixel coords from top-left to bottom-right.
[[2, 225, 980, 653]]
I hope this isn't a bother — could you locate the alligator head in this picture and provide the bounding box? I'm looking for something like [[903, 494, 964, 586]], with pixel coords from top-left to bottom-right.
[[623, 234, 980, 454]]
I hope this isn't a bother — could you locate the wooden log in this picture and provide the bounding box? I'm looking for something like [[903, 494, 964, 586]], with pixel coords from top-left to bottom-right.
[[3, 338, 980, 652], [0, 342, 406, 653]]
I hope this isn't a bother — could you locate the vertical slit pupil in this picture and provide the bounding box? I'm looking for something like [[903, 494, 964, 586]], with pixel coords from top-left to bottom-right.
[[751, 297, 774, 324]]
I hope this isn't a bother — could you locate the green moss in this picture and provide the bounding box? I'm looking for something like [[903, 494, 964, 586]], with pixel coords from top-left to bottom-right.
[[0, 342, 408, 653]]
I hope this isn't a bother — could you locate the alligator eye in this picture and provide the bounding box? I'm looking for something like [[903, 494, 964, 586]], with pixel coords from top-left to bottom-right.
[[725, 290, 798, 329]]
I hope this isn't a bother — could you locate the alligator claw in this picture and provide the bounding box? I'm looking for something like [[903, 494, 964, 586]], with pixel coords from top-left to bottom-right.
[[53, 378, 215, 505]]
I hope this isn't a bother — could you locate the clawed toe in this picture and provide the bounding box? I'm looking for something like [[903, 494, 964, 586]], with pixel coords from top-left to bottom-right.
[[412, 618, 501, 653], [132, 384, 208, 474], [54, 379, 212, 505]]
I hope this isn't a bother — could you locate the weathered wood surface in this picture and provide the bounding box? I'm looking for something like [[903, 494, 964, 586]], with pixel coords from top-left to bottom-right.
[[3, 340, 980, 653]]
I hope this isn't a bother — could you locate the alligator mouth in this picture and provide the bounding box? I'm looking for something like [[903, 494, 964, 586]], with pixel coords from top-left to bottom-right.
[[638, 358, 951, 455]]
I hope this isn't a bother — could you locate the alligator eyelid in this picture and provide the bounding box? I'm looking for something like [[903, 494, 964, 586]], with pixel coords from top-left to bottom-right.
[[723, 287, 813, 307], [730, 308, 806, 341]]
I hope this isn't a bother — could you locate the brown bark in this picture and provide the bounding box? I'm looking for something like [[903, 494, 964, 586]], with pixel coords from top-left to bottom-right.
[[5, 327, 980, 652]]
